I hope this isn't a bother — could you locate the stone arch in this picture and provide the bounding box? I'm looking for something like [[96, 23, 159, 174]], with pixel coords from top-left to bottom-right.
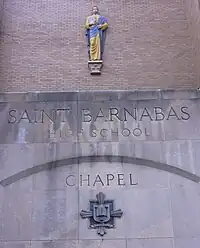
[[0, 155, 199, 187]]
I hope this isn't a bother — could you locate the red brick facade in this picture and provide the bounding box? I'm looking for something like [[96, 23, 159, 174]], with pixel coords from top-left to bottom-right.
[[0, 0, 199, 92], [185, 0, 200, 87]]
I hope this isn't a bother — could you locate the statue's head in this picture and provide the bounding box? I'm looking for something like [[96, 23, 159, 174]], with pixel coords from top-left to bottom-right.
[[92, 6, 99, 15]]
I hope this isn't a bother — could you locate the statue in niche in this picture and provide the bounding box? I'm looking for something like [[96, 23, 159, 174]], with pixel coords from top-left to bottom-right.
[[85, 6, 108, 75]]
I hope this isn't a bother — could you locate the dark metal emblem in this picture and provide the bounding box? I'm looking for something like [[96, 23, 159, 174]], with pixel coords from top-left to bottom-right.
[[80, 192, 123, 236]]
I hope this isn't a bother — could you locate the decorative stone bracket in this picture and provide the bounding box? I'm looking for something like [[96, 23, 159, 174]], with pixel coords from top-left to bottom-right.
[[88, 60, 103, 75]]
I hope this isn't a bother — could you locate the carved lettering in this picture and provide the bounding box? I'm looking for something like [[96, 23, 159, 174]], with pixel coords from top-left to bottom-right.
[[66, 175, 75, 186], [181, 106, 190, 120], [109, 108, 122, 121], [154, 107, 165, 121], [139, 108, 153, 121], [7, 106, 191, 124], [66, 173, 138, 187], [145, 127, 151, 136], [122, 128, 131, 137], [18, 109, 32, 123], [166, 107, 180, 120], [117, 174, 125, 186], [106, 174, 114, 185], [80, 174, 90, 186], [133, 128, 142, 136], [93, 175, 104, 186], [91, 129, 97, 137], [111, 129, 119, 137], [94, 108, 108, 122], [48, 129, 57, 139], [56, 108, 71, 122], [8, 109, 17, 123], [129, 174, 138, 185], [124, 108, 137, 121], [41, 109, 55, 123], [100, 129, 108, 137], [33, 109, 42, 123], [82, 109, 92, 122]]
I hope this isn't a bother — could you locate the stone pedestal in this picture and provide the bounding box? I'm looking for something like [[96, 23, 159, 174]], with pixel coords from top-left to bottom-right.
[[88, 60, 103, 75]]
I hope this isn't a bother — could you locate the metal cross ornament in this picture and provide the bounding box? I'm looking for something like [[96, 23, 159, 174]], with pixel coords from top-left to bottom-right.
[[80, 192, 123, 236]]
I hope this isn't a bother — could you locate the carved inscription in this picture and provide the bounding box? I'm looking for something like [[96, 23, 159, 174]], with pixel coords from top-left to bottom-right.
[[7, 106, 190, 124], [8, 108, 71, 124], [66, 173, 138, 187], [82, 106, 190, 122], [6, 105, 191, 141], [82, 127, 150, 138]]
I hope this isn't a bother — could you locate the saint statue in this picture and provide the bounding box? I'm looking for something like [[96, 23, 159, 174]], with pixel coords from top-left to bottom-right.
[[85, 6, 108, 61]]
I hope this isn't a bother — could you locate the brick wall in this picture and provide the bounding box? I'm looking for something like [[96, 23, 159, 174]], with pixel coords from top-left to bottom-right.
[[0, 0, 197, 92], [184, 0, 200, 88]]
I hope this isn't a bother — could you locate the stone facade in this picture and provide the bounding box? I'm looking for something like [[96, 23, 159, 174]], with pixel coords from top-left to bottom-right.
[[0, 0, 199, 91], [1, 90, 200, 248]]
